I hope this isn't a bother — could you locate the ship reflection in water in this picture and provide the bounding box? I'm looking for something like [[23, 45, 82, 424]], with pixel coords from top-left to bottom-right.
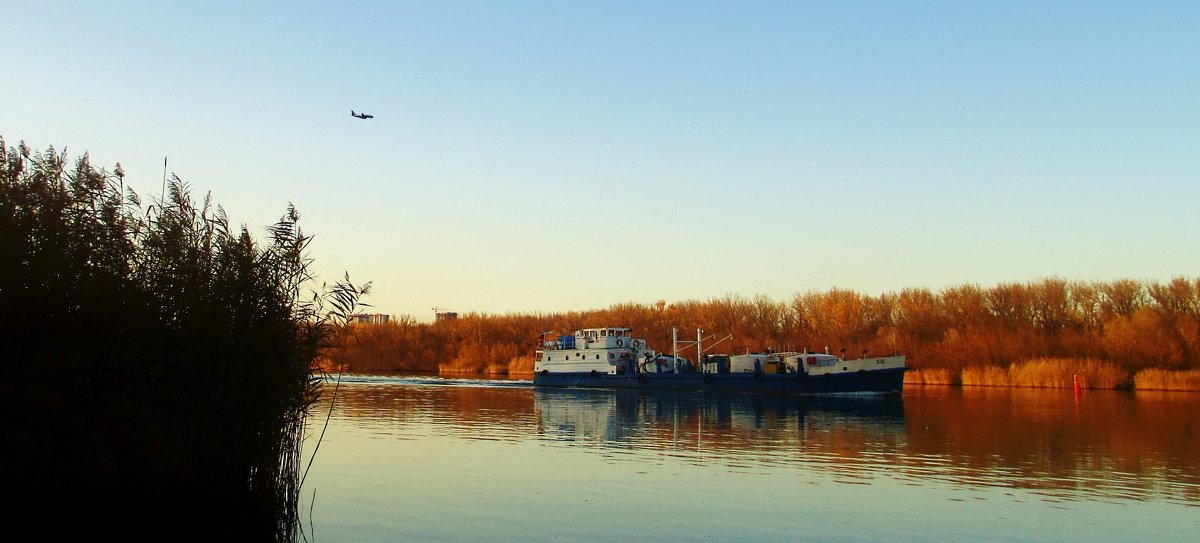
[[531, 386, 1200, 505], [535, 388, 908, 474]]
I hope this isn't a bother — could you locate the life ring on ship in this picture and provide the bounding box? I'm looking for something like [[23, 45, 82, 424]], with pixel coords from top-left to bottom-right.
[[590, 370, 599, 379], [703, 374, 713, 385], [637, 374, 647, 383]]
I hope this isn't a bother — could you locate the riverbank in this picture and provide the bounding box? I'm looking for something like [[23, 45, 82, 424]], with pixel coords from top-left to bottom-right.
[[330, 278, 1200, 389]]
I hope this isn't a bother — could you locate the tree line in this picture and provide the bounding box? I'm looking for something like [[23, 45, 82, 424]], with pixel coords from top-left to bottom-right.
[[333, 277, 1200, 385]]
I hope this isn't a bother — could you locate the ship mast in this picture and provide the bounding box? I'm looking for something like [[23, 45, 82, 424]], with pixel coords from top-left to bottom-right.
[[672, 327, 679, 366]]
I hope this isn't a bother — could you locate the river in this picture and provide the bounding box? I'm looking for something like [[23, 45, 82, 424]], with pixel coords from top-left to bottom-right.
[[298, 375, 1198, 542]]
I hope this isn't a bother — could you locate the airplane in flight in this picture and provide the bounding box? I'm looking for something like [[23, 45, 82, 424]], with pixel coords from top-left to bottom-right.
[[351, 110, 374, 119]]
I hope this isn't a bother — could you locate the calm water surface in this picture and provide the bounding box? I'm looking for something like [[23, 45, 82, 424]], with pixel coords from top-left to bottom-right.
[[298, 375, 1198, 542]]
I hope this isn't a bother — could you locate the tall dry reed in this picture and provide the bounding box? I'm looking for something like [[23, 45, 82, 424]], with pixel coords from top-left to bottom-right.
[[1133, 369, 1200, 391], [507, 355, 534, 375], [903, 368, 959, 385], [1007, 357, 1130, 389], [960, 365, 1011, 387], [957, 358, 1131, 389], [439, 341, 521, 374]]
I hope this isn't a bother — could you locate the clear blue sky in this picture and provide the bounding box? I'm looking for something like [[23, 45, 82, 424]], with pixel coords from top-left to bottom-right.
[[6, 1, 1198, 321]]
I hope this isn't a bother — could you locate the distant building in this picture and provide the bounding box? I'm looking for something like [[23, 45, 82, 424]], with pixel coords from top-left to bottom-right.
[[350, 313, 390, 325], [435, 311, 458, 322]]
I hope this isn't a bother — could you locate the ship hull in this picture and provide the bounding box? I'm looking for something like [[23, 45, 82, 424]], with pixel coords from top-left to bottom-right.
[[532, 367, 905, 394]]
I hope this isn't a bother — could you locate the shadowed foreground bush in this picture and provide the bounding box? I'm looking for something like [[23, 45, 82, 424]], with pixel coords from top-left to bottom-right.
[[0, 138, 365, 541]]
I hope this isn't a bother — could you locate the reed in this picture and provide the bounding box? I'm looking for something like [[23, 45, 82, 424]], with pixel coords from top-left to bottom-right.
[[0, 138, 367, 541], [1133, 368, 1200, 391], [507, 355, 535, 375], [484, 362, 510, 375], [904, 368, 959, 385], [440, 341, 522, 375], [437, 361, 482, 374], [1006, 358, 1130, 389], [960, 365, 1011, 387]]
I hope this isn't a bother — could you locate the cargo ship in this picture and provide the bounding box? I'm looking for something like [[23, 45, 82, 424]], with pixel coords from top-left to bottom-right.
[[532, 327, 905, 394]]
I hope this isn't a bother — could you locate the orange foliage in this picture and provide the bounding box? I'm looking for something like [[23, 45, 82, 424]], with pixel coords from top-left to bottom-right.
[[1008, 358, 1130, 389], [1103, 308, 1188, 369], [1133, 368, 1200, 391], [507, 355, 534, 375], [958, 358, 1129, 389], [904, 368, 958, 386], [439, 341, 523, 374], [960, 365, 1011, 387], [333, 277, 1200, 388]]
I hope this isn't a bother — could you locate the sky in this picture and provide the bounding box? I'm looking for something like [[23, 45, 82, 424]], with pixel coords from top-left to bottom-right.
[[5, 1, 1198, 321]]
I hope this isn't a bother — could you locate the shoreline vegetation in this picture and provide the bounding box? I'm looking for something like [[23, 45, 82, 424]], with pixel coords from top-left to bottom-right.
[[2, 138, 366, 540], [331, 278, 1200, 392]]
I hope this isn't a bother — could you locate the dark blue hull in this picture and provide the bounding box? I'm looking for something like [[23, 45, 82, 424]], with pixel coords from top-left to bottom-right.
[[533, 368, 905, 394]]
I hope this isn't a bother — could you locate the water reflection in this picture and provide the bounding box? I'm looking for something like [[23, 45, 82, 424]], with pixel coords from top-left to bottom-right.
[[318, 376, 1199, 506], [533, 388, 907, 472], [902, 387, 1200, 505]]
